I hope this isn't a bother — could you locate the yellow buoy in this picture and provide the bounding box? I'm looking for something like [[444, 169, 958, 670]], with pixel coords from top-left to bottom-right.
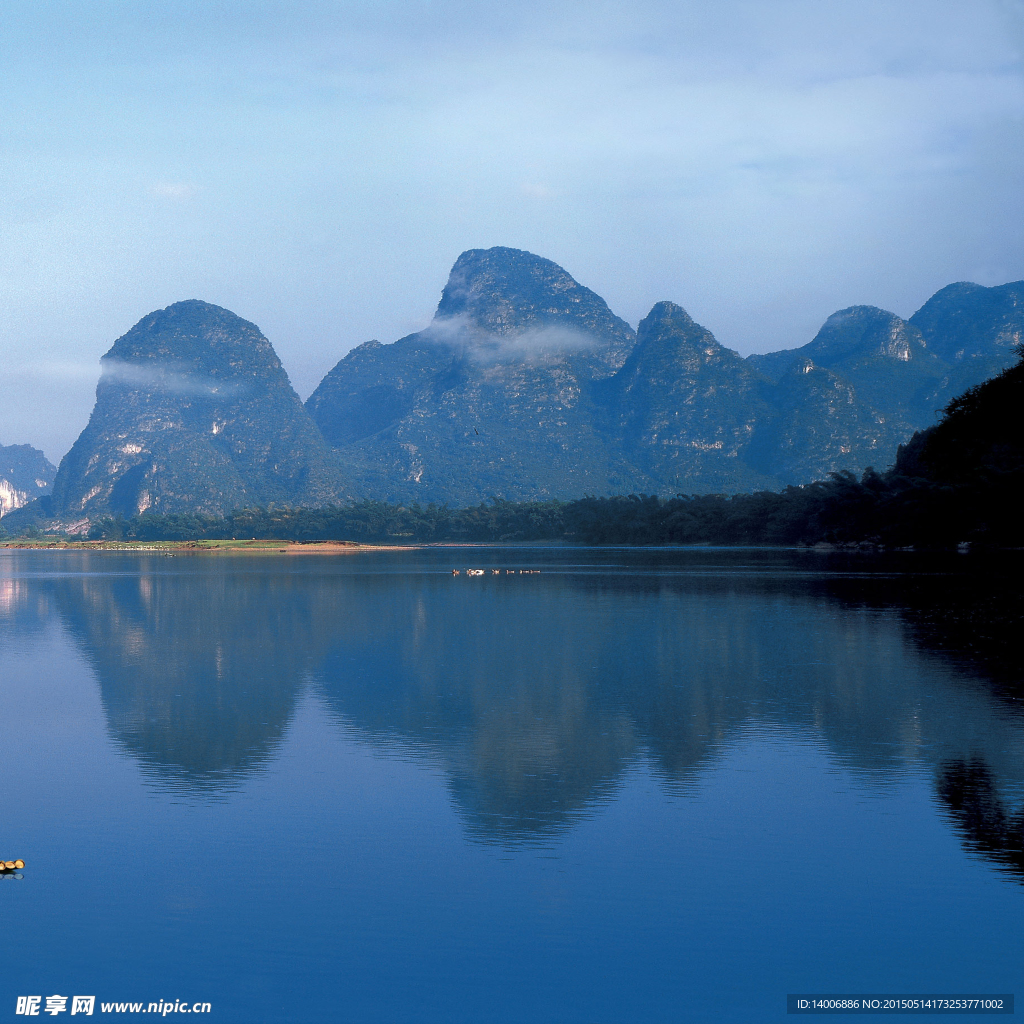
[[14, 861, 24, 870], [3, 862, 15, 870]]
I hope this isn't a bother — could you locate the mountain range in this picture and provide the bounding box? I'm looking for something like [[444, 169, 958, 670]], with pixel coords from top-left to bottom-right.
[[307, 249, 1021, 504], [4, 247, 1022, 526]]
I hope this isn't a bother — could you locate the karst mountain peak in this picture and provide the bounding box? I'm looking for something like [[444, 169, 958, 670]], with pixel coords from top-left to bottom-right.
[[434, 246, 634, 349], [48, 298, 346, 523], [101, 299, 285, 378]]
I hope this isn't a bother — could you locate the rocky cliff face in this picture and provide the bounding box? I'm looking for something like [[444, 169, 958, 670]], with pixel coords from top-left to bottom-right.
[[747, 359, 891, 482], [600, 301, 941, 489], [0, 444, 56, 517], [746, 292, 1022, 479], [910, 280, 1024, 363], [51, 300, 345, 520], [606, 302, 775, 491]]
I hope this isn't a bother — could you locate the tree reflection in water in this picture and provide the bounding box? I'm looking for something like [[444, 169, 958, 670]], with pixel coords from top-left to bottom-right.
[[937, 758, 1024, 882]]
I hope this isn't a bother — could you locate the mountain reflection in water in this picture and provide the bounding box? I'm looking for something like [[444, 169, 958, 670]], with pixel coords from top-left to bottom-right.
[[4, 548, 1021, 866], [48, 560, 336, 790]]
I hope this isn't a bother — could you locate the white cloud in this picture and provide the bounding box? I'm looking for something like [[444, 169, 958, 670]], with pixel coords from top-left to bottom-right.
[[101, 359, 246, 397], [9, 358, 246, 397], [424, 316, 598, 365]]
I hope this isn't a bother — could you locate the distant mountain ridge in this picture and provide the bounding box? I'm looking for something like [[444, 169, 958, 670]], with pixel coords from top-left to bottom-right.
[[0, 443, 55, 517]]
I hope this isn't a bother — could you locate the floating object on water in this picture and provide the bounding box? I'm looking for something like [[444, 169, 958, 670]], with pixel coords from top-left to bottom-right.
[[1, 861, 24, 871], [450, 568, 541, 576]]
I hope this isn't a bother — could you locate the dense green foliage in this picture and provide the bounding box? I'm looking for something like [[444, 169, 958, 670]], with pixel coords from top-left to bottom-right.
[[66, 474, 994, 548]]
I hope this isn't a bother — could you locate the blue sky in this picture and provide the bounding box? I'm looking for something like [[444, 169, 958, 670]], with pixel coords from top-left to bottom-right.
[[2, 0, 1023, 461]]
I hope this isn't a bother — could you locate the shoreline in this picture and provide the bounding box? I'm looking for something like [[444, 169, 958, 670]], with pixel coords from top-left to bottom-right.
[[0, 539, 417, 554], [0, 539, 1018, 555]]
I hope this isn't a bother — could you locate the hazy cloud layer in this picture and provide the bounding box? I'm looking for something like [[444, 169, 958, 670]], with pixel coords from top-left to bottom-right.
[[100, 360, 247, 398], [8, 358, 247, 400], [0, 0, 1021, 460], [424, 316, 601, 366]]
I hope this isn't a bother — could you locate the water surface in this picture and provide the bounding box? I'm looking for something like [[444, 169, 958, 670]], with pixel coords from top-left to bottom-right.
[[1, 547, 1021, 1022]]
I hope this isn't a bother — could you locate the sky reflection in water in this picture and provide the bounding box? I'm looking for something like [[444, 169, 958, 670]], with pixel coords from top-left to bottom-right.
[[0, 547, 1021, 1023]]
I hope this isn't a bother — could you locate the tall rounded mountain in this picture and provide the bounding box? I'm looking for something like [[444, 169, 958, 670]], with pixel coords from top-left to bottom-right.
[[51, 300, 345, 521], [306, 247, 641, 503]]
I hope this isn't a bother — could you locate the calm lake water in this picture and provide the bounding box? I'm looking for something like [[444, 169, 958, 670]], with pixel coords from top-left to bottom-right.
[[0, 546, 1021, 1023]]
